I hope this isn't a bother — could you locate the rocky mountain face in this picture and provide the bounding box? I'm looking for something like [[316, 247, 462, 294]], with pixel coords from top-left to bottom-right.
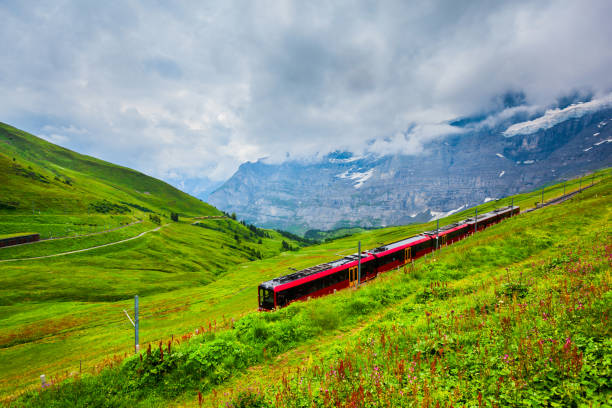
[[208, 107, 612, 234]]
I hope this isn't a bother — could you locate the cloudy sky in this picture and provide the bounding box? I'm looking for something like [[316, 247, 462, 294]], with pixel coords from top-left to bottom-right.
[[1, 0, 611, 197]]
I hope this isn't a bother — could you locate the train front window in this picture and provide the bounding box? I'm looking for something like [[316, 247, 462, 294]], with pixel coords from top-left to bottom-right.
[[259, 287, 275, 309]]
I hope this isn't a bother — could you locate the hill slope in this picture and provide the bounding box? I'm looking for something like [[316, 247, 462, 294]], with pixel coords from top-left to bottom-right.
[[0, 122, 218, 217], [0, 123, 308, 399], [6, 171, 611, 407]]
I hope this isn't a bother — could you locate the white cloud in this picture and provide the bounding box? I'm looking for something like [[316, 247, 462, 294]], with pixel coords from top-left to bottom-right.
[[0, 1, 611, 197]]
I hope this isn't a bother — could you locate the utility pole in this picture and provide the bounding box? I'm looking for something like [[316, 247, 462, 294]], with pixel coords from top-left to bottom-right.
[[592, 174, 594, 186], [357, 241, 361, 286], [474, 208, 478, 234], [579, 177, 582, 192], [436, 219, 439, 251], [135, 295, 139, 353], [123, 295, 139, 353], [563, 181, 566, 195], [541, 187, 544, 206]]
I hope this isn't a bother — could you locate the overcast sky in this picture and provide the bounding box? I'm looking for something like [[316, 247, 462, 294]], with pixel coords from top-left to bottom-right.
[[1, 1, 611, 197]]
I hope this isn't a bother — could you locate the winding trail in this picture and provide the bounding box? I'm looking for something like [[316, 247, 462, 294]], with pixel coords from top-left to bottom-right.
[[0, 223, 169, 263], [0, 220, 144, 250]]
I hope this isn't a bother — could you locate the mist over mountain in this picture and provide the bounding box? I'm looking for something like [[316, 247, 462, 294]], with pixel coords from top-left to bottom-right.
[[209, 101, 612, 234]]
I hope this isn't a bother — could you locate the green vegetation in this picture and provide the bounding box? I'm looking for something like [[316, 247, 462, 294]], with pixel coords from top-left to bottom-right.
[[0, 232, 37, 240], [0, 124, 307, 401], [304, 227, 370, 242], [0, 122, 219, 217], [6, 170, 610, 407], [1, 122, 609, 407]]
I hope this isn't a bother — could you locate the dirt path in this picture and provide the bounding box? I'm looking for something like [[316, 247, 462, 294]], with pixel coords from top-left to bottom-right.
[[0, 220, 144, 250], [0, 223, 169, 263]]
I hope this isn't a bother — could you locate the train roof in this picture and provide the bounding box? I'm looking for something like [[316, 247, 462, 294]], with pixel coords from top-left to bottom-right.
[[259, 205, 519, 291], [259, 251, 373, 290], [369, 234, 429, 254]]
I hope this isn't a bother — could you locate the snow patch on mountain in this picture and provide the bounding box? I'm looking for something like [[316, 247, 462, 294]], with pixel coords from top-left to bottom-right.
[[496, 153, 505, 158], [430, 204, 466, 221], [503, 93, 612, 137], [499, 171, 505, 177], [594, 139, 612, 146], [336, 168, 374, 189], [484, 197, 497, 203]]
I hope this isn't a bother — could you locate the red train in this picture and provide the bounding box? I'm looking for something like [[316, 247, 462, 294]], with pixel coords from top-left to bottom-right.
[[258, 206, 519, 310]]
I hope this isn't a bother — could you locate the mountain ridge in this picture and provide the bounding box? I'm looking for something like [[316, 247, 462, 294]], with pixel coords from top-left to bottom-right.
[[209, 106, 612, 234]]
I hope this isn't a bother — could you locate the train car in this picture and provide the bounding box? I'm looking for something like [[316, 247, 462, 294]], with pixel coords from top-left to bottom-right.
[[258, 252, 377, 310], [464, 206, 519, 233], [0, 233, 40, 248], [368, 234, 433, 275], [258, 205, 519, 310]]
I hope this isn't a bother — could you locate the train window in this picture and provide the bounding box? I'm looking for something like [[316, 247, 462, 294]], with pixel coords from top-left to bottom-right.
[[259, 288, 275, 309]]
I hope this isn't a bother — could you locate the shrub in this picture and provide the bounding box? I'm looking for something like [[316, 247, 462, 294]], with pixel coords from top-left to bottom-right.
[[149, 214, 161, 224], [88, 200, 130, 214], [231, 389, 273, 408]]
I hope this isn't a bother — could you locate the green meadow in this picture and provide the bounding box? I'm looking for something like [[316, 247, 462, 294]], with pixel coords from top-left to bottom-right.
[[7, 167, 611, 407], [1, 123, 610, 406], [1, 174, 608, 406]]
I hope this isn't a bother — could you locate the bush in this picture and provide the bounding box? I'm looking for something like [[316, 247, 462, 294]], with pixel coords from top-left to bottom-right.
[[88, 200, 130, 214], [170, 212, 179, 222], [231, 389, 273, 408]]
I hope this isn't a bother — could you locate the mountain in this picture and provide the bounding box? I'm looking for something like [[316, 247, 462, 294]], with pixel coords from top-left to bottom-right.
[[209, 105, 612, 234], [0, 122, 219, 217]]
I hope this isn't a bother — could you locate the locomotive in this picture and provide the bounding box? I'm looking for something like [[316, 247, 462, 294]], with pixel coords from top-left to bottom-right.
[[258, 205, 519, 310]]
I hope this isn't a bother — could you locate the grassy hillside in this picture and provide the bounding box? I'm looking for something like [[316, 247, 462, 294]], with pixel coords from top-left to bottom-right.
[[0, 124, 308, 400], [0, 122, 218, 217], [5, 170, 610, 407]]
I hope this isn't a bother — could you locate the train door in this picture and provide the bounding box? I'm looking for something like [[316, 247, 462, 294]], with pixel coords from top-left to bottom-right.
[[404, 247, 412, 264], [349, 266, 358, 287], [439, 234, 447, 246]]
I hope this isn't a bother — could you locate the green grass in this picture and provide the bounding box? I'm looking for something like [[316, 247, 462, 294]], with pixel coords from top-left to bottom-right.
[[1, 122, 610, 406], [0, 122, 219, 217], [3, 171, 610, 407], [0, 214, 137, 239], [0, 232, 38, 240], [0, 124, 311, 401]]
